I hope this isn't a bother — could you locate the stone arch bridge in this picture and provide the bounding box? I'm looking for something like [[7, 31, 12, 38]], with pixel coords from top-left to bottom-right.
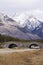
[[1, 42, 43, 49]]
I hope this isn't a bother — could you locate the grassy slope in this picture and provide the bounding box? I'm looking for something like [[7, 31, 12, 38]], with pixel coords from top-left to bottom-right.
[[0, 50, 43, 65]]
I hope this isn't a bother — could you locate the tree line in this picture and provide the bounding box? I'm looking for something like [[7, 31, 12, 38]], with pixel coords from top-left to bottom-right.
[[0, 34, 43, 43]]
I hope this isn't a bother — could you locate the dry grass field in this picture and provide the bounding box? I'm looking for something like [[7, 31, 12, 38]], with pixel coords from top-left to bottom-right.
[[0, 49, 43, 65]]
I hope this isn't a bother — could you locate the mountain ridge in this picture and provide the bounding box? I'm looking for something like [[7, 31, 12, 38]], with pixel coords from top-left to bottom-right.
[[0, 13, 43, 40]]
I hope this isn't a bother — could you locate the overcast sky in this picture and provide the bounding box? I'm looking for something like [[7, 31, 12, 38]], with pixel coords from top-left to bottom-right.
[[0, 0, 43, 20]]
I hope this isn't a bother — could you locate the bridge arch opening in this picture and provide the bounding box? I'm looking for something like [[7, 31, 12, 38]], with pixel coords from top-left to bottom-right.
[[8, 44, 18, 48], [29, 43, 40, 49]]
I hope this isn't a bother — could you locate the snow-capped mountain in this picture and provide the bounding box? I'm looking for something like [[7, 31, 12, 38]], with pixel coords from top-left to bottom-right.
[[13, 13, 41, 30], [0, 13, 43, 40], [0, 13, 17, 26], [32, 22, 43, 38]]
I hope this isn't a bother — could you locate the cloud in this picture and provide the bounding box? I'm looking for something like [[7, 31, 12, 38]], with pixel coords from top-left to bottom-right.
[[30, 9, 43, 21], [0, 0, 43, 19]]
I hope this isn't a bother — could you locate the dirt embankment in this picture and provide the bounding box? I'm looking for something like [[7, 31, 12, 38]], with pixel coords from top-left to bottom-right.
[[0, 49, 43, 65]]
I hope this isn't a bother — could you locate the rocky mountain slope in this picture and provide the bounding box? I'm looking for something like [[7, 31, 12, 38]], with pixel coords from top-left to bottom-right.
[[0, 13, 43, 40]]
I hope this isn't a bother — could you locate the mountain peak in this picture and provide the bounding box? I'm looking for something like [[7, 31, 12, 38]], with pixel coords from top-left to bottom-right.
[[13, 13, 41, 30]]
